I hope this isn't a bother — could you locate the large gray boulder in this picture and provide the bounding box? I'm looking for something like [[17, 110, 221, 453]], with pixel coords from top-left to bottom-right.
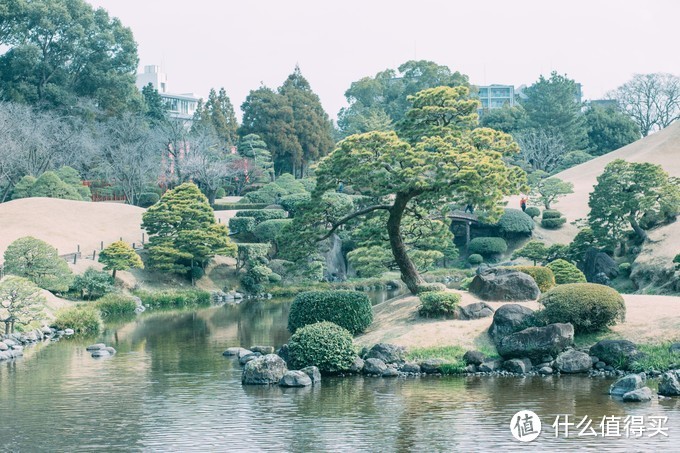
[[300, 366, 321, 384], [503, 358, 532, 374], [488, 304, 535, 342], [589, 340, 642, 369], [583, 248, 618, 283], [279, 370, 312, 387], [478, 358, 504, 372], [458, 302, 495, 320], [349, 356, 364, 373], [554, 349, 593, 373], [610, 374, 645, 396], [658, 371, 680, 396], [463, 350, 486, 366], [0, 342, 8, 351], [497, 323, 574, 361], [239, 352, 262, 365], [363, 343, 406, 364], [469, 268, 540, 302], [363, 358, 388, 375], [242, 354, 288, 385], [223, 347, 247, 357], [250, 345, 275, 355], [419, 359, 444, 374], [622, 387, 653, 402]]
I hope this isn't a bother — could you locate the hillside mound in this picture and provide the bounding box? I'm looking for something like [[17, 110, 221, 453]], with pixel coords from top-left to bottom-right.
[[0, 198, 145, 264]]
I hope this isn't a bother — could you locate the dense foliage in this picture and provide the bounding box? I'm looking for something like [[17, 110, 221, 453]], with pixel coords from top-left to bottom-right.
[[468, 237, 508, 258], [96, 293, 137, 317], [288, 291, 373, 335], [134, 290, 211, 309], [510, 266, 556, 293], [547, 259, 587, 284], [467, 254, 484, 265], [52, 305, 102, 335], [541, 217, 567, 229], [287, 321, 356, 373], [71, 268, 115, 300], [512, 240, 548, 265], [235, 209, 287, 223], [538, 283, 625, 333], [0, 276, 46, 334], [98, 241, 143, 278], [495, 208, 534, 236], [417, 291, 461, 318], [3, 236, 74, 292]]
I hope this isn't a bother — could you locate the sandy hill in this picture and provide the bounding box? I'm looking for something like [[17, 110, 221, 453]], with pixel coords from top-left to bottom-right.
[[0, 198, 145, 264]]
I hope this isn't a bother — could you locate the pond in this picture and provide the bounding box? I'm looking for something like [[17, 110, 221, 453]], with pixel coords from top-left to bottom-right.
[[1, 296, 677, 451]]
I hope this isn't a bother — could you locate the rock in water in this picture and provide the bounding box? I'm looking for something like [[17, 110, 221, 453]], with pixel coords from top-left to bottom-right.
[[419, 359, 444, 374], [610, 374, 645, 396], [382, 367, 399, 377], [363, 343, 406, 364], [86, 343, 106, 351], [349, 356, 364, 373], [104, 347, 117, 355], [488, 304, 535, 343], [554, 350, 593, 373], [91, 350, 111, 358], [469, 268, 540, 302], [399, 362, 421, 374], [242, 354, 288, 385], [658, 371, 680, 396], [478, 358, 504, 372], [223, 347, 246, 357], [239, 352, 262, 366], [250, 345, 275, 355], [497, 323, 574, 361], [363, 358, 388, 375], [0, 342, 8, 351], [622, 387, 653, 402], [589, 340, 641, 369], [300, 366, 321, 384], [279, 370, 312, 387], [503, 358, 532, 374]]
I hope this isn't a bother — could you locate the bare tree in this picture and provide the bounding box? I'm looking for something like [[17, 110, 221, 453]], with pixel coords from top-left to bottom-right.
[[514, 129, 567, 173], [96, 114, 162, 205], [608, 73, 680, 136]]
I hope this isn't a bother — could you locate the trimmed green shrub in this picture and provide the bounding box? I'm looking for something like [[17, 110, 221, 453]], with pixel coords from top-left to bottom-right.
[[468, 237, 508, 257], [547, 259, 586, 284], [538, 283, 626, 333], [213, 203, 269, 210], [235, 209, 286, 224], [71, 268, 115, 300], [541, 217, 567, 229], [418, 291, 461, 318], [53, 305, 102, 335], [134, 290, 211, 309], [459, 277, 474, 291], [618, 262, 632, 276], [468, 254, 484, 265], [525, 206, 541, 219], [253, 219, 293, 243], [542, 209, 562, 219], [96, 293, 137, 317], [229, 217, 256, 235], [11, 175, 36, 199], [496, 209, 534, 236], [416, 282, 447, 294], [511, 266, 556, 293], [268, 272, 282, 283], [288, 291, 373, 335], [236, 243, 271, 268], [240, 265, 272, 294], [288, 321, 356, 373], [137, 192, 160, 208], [215, 187, 226, 199], [280, 193, 311, 217]]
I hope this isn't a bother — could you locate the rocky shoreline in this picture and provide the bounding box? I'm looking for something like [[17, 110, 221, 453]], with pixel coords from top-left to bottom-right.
[[0, 326, 74, 362]]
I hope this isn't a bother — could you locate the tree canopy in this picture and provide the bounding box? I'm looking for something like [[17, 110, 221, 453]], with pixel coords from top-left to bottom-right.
[[193, 87, 239, 150], [99, 240, 143, 278], [0, 0, 140, 115], [0, 275, 46, 334], [141, 183, 237, 278], [293, 86, 525, 293], [3, 236, 74, 292], [585, 105, 640, 156]]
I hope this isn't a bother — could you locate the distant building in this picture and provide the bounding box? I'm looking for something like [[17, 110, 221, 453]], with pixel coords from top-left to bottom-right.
[[477, 84, 515, 110], [136, 65, 199, 121]]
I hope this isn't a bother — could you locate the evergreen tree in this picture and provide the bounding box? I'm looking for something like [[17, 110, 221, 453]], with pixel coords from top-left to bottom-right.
[[3, 237, 74, 292], [238, 134, 274, 181], [585, 105, 640, 156], [141, 83, 168, 124], [0, 276, 46, 334], [141, 183, 237, 279], [99, 241, 144, 279], [199, 88, 239, 150], [279, 66, 334, 177]]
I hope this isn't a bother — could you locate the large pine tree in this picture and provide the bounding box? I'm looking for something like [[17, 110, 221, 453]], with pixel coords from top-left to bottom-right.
[[192, 88, 239, 150]]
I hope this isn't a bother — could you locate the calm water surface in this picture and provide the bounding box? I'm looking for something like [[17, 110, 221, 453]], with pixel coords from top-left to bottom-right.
[[1, 297, 678, 452]]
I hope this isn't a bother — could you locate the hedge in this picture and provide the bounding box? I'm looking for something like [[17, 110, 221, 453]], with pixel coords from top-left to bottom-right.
[[538, 283, 625, 333], [235, 209, 286, 223], [468, 237, 508, 257], [288, 322, 356, 373], [229, 217, 256, 235], [546, 259, 586, 284], [280, 193, 312, 217], [525, 207, 541, 219], [510, 266, 556, 293], [542, 210, 563, 219], [496, 209, 534, 236], [288, 290, 373, 335], [541, 217, 567, 229], [253, 219, 293, 243], [213, 203, 269, 211], [468, 254, 484, 265], [134, 289, 211, 309], [96, 293, 137, 317], [418, 291, 461, 318]]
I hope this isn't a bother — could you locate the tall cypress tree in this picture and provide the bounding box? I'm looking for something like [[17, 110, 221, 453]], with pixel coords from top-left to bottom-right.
[[192, 88, 239, 151], [279, 66, 334, 177]]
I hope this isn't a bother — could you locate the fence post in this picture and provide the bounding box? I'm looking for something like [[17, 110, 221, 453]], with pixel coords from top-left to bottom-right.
[[73, 254, 77, 265], [100, 241, 104, 250], [93, 250, 96, 260], [77, 244, 80, 253]]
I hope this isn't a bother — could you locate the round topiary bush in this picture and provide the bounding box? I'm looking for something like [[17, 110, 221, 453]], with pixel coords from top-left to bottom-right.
[[510, 266, 556, 293], [287, 321, 356, 373], [538, 283, 626, 333], [525, 206, 541, 219], [547, 259, 586, 284], [253, 219, 293, 243], [288, 290, 373, 335], [468, 254, 484, 265], [496, 208, 535, 236], [542, 209, 562, 219], [418, 291, 461, 318], [416, 282, 447, 294], [541, 217, 567, 229], [468, 237, 508, 257], [137, 192, 160, 208]]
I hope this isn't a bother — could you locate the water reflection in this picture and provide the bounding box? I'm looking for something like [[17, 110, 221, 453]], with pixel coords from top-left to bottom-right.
[[0, 298, 677, 451]]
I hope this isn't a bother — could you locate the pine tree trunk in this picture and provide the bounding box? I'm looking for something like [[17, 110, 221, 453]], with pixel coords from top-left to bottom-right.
[[112, 269, 117, 279], [629, 214, 648, 242], [387, 192, 424, 294]]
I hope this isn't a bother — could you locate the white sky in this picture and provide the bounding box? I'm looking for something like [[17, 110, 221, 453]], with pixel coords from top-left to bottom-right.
[[88, 0, 680, 120]]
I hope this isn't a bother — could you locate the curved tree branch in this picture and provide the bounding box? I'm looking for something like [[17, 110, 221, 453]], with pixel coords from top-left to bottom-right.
[[318, 204, 392, 241]]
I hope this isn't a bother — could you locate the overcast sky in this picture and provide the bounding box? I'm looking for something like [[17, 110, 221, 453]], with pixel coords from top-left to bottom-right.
[[89, 0, 680, 120]]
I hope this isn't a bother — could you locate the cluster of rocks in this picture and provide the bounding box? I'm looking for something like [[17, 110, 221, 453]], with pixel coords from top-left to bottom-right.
[[85, 343, 116, 358], [0, 326, 71, 361], [223, 346, 321, 387], [608, 370, 680, 402], [211, 291, 243, 304]]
